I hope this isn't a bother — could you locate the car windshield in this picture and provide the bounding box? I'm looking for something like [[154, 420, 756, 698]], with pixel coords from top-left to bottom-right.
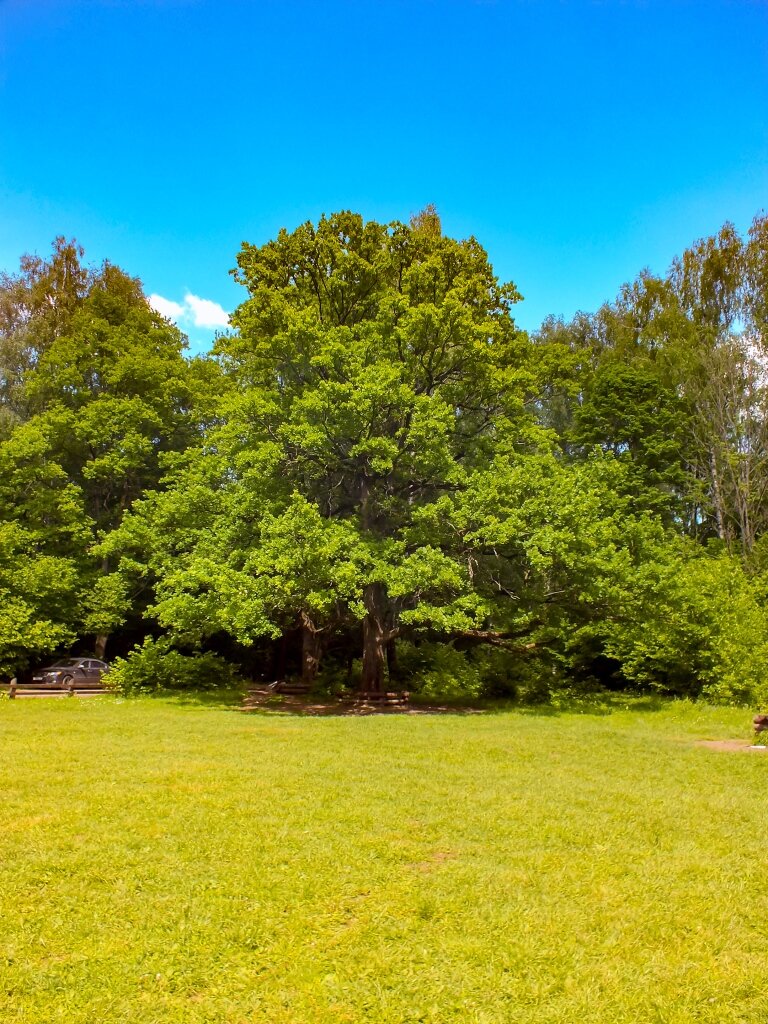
[[50, 659, 81, 668]]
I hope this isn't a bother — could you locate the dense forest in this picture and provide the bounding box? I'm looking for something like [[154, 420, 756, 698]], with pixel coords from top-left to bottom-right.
[[2, 209, 768, 703]]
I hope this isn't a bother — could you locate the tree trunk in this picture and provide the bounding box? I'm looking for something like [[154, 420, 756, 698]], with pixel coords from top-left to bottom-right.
[[95, 554, 111, 660], [361, 583, 388, 692], [300, 612, 322, 684], [362, 617, 386, 692], [709, 447, 728, 545]]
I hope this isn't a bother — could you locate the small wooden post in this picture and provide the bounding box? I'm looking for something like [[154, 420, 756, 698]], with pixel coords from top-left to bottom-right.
[[9, 678, 16, 699]]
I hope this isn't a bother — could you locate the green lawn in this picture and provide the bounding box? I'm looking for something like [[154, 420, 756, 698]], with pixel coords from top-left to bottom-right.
[[1, 694, 767, 1023]]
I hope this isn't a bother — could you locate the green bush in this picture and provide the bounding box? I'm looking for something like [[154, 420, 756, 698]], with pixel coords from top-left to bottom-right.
[[600, 547, 768, 706], [395, 642, 484, 700], [108, 637, 239, 693]]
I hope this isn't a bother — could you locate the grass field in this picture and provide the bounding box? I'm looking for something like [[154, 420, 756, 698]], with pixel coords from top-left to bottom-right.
[[1, 693, 767, 1023]]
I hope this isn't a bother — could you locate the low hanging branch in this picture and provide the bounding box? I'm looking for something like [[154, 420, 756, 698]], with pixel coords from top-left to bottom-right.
[[454, 628, 539, 652]]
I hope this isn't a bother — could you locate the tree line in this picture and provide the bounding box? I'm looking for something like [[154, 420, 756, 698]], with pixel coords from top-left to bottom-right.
[[2, 209, 767, 702]]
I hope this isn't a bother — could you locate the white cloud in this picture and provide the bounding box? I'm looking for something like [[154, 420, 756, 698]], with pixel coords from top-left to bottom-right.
[[149, 293, 184, 321], [148, 292, 230, 331], [183, 292, 230, 329]]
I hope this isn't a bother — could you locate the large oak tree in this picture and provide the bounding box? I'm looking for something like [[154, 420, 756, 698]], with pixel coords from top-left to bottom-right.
[[130, 210, 545, 689]]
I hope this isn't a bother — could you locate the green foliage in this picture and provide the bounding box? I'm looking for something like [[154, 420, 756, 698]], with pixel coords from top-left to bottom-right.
[[570, 361, 690, 518], [0, 237, 89, 424], [0, 523, 80, 673], [0, 240, 219, 668], [600, 546, 768, 705], [23, 262, 203, 532], [152, 492, 368, 645], [108, 636, 240, 693], [398, 642, 484, 700], [0, 420, 91, 671]]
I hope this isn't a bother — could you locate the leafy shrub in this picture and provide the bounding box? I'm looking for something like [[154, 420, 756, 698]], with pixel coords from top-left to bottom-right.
[[397, 642, 483, 700], [108, 637, 239, 693], [600, 547, 768, 706]]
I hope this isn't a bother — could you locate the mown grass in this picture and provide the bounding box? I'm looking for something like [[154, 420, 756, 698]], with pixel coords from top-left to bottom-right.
[[1, 694, 767, 1023]]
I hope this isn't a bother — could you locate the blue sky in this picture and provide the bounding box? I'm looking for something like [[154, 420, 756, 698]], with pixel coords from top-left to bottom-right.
[[1, 0, 766, 350]]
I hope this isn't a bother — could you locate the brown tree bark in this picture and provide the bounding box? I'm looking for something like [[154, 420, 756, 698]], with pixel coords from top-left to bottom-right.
[[300, 611, 322, 685], [362, 621, 386, 691], [94, 634, 109, 660], [709, 447, 728, 545], [94, 554, 111, 660], [361, 583, 388, 692]]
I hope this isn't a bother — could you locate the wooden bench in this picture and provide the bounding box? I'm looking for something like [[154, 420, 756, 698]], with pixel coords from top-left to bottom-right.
[[268, 680, 313, 695], [341, 691, 410, 707]]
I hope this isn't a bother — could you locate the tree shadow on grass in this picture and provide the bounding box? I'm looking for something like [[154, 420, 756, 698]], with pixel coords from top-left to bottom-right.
[[125, 687, 672, 719], [510, 693, 670, 718], [120, 687, 488, 717], [238, 687, 497, 717], [134, 688, 248, 711], [238, 689, 673, 719]]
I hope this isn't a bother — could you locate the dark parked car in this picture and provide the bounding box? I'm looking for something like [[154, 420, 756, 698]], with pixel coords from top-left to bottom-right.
[[32, 658, 110, 686]]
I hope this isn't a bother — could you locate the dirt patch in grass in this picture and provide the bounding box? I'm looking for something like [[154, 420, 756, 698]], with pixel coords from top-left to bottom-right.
[[407, 850, 459, 873], [696, 738, 768, 752]]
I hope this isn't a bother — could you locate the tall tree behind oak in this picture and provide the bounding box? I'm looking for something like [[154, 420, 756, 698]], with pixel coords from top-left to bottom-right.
[[640, 217, 768, 552], [0, 241, 220, 659], [537, 215, 768, 553], [0, 237, 89, 433]]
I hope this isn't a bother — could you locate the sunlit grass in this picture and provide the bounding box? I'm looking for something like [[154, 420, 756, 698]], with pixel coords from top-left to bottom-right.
[[1, 694, 766, 1023]]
